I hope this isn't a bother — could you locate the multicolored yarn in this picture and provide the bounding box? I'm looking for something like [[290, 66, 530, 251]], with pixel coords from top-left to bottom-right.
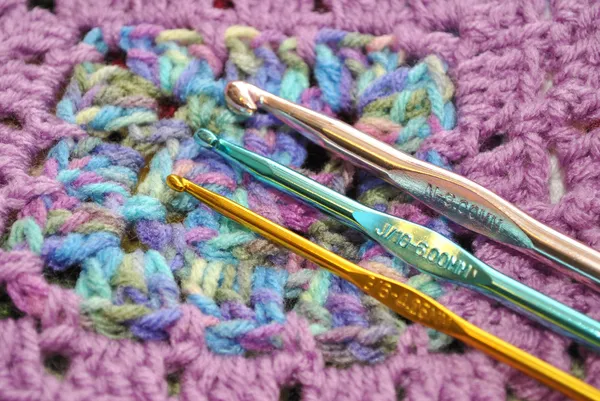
[[1, 0, 600, 400], [14, 22, 456, 358]]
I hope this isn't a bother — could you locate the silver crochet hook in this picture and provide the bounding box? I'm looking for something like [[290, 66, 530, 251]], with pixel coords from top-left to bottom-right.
[[224, 81, 600, 289]]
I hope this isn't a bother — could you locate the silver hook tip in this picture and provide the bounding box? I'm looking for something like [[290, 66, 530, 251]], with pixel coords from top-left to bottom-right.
[[225, 81, 258, 116]]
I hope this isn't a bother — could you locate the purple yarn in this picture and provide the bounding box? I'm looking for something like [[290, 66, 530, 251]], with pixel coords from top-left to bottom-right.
[[93, 143, 146, 169], [338, 66, 354, 112], [146, 119, 192, 142], [327, 294, 369, 328], [221, 301, 256, 320], [251, 288, 283, 305], [137, 220, 173, 250], [115, 286, 149, 305], [79, 84, 103, 110], [358, 68, 409, 112], [130, 308, 182, 340], [224, 58, 240, 81], [246, 112, 281, 129], [173, 59, 202, 99], [315, 29, 347, 44]]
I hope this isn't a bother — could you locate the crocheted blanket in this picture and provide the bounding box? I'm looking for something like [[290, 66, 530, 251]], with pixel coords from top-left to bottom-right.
[[1, 0, 599, 400]]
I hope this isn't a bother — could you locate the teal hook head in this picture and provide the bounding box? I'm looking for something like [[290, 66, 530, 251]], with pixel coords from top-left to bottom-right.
[[194, 129, 219, 149]]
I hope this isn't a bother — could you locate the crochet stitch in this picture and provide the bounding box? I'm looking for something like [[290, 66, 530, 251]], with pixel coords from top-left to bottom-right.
[[1, 0, 600, 400]]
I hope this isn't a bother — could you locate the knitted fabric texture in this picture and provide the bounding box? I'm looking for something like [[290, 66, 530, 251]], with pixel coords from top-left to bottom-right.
[[1, 1, 600, 400]]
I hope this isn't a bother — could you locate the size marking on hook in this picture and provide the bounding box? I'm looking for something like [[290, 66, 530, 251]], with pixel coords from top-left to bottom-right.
[[375, 222, 478, 280], [425, 184, 503, 232], [363, 275, 454, 329]]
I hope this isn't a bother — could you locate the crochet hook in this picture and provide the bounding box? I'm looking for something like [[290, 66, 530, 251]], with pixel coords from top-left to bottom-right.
[[166, 174, 600, 401], [224, 81, 600, 289], [194, 129, 600, 352]]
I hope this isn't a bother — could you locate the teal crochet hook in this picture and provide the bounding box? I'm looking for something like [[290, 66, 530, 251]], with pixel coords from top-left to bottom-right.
[[194, 128, 600, 351]]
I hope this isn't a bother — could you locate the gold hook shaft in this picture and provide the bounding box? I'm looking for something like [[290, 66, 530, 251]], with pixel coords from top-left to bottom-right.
[[167, 174, 600, 401]]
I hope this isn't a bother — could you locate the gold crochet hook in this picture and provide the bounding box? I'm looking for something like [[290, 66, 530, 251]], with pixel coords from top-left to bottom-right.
[[225, 81, 600, 289], [166, 174, 600, 401]]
